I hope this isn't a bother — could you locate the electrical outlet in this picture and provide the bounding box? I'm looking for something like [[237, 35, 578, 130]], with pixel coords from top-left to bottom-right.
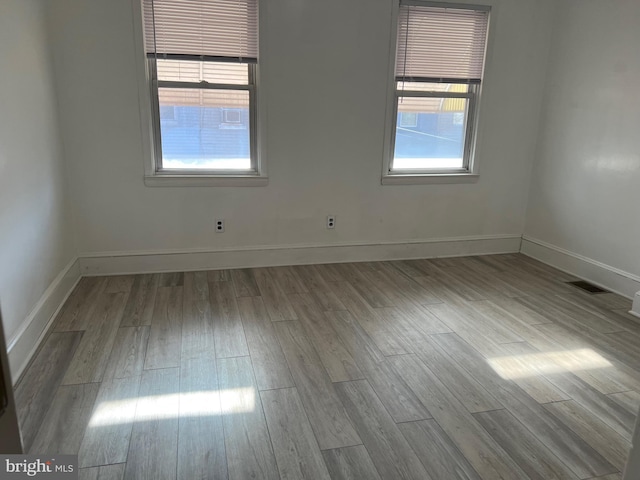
[[215, 219, 225, 233], [327, 215, 336, 229]]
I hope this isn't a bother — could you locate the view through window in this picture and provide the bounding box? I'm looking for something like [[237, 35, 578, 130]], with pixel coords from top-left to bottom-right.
[[155, 60, 253, 170]]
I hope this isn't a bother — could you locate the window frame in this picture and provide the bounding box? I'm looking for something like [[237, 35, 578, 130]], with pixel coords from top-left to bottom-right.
[[148, 57, 259, 177], [132, 0, 266, 187], [382, 0, 490, 185], [390, 82, 479, 175]]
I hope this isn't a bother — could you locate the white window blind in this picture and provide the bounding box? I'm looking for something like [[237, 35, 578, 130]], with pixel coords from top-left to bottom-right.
[[142, 0, 258, 62], [396, 3, 489, 82]]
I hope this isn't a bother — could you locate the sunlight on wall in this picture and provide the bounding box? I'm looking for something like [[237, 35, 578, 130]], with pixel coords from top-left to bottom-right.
[[487, 348, 611, 380], [88, 388, 255, 427]]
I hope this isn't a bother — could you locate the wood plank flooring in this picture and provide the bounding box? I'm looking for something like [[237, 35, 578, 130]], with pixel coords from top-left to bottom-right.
[[14, 253, 638, 479]]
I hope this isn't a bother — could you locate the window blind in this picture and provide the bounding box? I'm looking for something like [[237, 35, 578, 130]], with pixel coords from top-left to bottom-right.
[[143, 0, 258, 62], [158, 88, 249, 108], [395, 3, 489, 82]]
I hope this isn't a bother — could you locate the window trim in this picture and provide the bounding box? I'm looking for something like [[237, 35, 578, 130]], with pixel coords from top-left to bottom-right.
[[388, 83, 479, 174], [148, 58, 262, 179], [382, 0, 490, 185], [131, 0, 267, 187]]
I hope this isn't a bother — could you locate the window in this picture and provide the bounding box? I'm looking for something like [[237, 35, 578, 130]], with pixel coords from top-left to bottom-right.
[[142, 0, 261, 179], [384, 2, 489, 181], [222, 109, 244, 127], [398, 112, 418, 128]]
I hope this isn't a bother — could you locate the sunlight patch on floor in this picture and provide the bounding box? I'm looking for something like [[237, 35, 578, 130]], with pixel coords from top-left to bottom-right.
[[88, 388, 255, 427], [487, 348, 611, 380]]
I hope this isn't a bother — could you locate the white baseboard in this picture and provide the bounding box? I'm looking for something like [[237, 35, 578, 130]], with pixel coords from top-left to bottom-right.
[[78, 235, 522, 276], [7, 258, 81, 384], [521, 236, 640, 300], [5, 235, 520, 384]]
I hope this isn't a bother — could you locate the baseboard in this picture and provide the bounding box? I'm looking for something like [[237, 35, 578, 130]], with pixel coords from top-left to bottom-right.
[[78, 235, 522, 276], [6, 257, 81, 384], [4, 235, 519, 382], [521, 236, 640, 300]]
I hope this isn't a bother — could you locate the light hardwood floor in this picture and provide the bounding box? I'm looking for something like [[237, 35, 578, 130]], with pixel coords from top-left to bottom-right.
[[15, 254, 639, 480]]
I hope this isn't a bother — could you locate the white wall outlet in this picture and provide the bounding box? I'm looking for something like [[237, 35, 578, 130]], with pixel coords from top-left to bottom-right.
[[327, 215, 336, 229], [215, 219, 225, 233]]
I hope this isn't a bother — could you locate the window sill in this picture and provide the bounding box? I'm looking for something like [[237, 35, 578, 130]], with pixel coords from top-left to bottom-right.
[[381, 173, 479, 185], [144, 174, 269, 187]]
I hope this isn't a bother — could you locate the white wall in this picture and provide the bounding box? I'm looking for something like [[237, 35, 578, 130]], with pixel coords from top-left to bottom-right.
[[0, 2, 76, 358], [524, 0, 640, 296], [46, 0, 555, 259]]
